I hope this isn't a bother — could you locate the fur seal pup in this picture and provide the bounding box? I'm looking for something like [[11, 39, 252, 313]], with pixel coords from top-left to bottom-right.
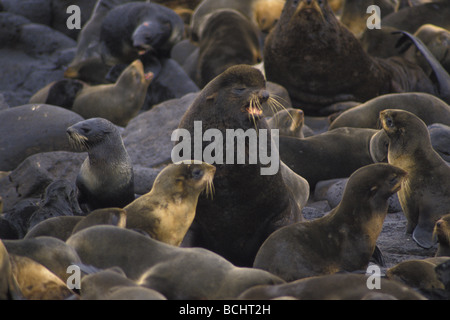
[[238, 273, 427, 300], [9, 255, 75, 300], [79, 267, 166, 300], [386, 257, 450, 298], [279, 127, 379, 190], [99, 2, 185, 65], [380, 109, 450, 249], [125, 161, 215, 246], [329, 92, 450, 130], [24, 216, 84, 241], [195, 9, 262, 88], [340, 0, 395, 38], [27, 180, 83, 231], [434, 214, 450, 257], [29, 79, 87, 110], [66, 225, 285, 299], [0, 241, 22, 300], [71, 60, 153, 127], [408, 24, 450, 76], [253, 163, 407, 281], [67, 118, 135, 211], [263, 0, 443, 114], [71, 207, 127, 235], [267, 108, 305, 138], [176, 64, 305, 267], [2, 236, 82, 283], [190, 0, 285, 41]]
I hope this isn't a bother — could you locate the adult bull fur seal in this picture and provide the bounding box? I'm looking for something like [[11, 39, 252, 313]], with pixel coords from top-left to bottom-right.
[[125, 161, 216, 246], [176, 64, 307, 267], [380, 109, 450, 249], [253, 163, 407, 281], [263, 0, 444, 114], [67, 118, 135, 211]]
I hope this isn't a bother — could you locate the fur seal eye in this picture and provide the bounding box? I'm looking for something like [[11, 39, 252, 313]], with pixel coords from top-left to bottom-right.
[[192, 168, 204, 180], [233, 88, 246, 94], [385, 117, 394, 128]]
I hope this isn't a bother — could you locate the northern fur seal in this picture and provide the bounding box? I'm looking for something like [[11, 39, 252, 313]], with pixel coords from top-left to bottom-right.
[[24, 216, 84, 241], [278, 127, 379, 189], [382, 1, 450, 33], [263, 0, 442, 114], [2, 236, 82, 283], [195, 9, 262, 88], [67, 118, 135, 211], [99, 2, 185, 65], [386, 257, 450, 297], [9, 255, 75, 300], [340, 0, 395, 38], [329, 92, 450, 130], [29, 79, 87, 110], [190, 0, 285, 41], [176, 64, 306, 267], [380, 109, 450, 249], [79, 267, 167, 300], [66, 225, 285, 299], [27, 179, 83, 231], [253, 163, 407, 281], [125, 161, 215, 246], [267, 108, 305, 138], [72, 60, 153, 127], [434, 214, 450, 257], [238, 273, 427, 300]]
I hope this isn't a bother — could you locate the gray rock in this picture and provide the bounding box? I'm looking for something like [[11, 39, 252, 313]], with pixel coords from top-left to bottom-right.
[[123, 92, 198, 168], [0, 104, 84, 171], [0, 151, 86, 212]]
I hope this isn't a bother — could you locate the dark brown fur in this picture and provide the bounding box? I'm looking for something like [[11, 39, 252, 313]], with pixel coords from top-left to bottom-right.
[[177, 64, 304, 267], [263, 0, 437, 115]]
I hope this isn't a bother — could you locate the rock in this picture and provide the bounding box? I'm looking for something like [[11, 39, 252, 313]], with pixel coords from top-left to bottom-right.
[[0, 151, 86, 212], [0, 104, 84, 171], [123, 92, 198, 168]]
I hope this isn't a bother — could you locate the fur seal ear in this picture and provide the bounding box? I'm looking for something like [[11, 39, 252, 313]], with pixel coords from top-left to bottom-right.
[[206, 92, 218, 101]]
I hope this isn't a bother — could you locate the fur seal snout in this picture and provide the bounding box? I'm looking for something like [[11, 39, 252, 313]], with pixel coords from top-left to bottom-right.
[[67, 118, 135, 212]]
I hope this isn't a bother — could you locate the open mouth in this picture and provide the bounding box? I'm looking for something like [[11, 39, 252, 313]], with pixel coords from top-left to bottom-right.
[[144, 72, 154, 81], [246, 106, 263, 117]]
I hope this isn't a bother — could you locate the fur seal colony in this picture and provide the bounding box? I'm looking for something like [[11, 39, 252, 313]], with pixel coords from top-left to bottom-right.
[[1, 0, 450, 301]]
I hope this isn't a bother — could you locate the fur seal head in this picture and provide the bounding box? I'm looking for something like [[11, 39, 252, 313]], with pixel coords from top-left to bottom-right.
[[189, 65, 271, 128], [67, 118, 135, 211], [434, 214, 450, 257], [125, 161, 215, 246]]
